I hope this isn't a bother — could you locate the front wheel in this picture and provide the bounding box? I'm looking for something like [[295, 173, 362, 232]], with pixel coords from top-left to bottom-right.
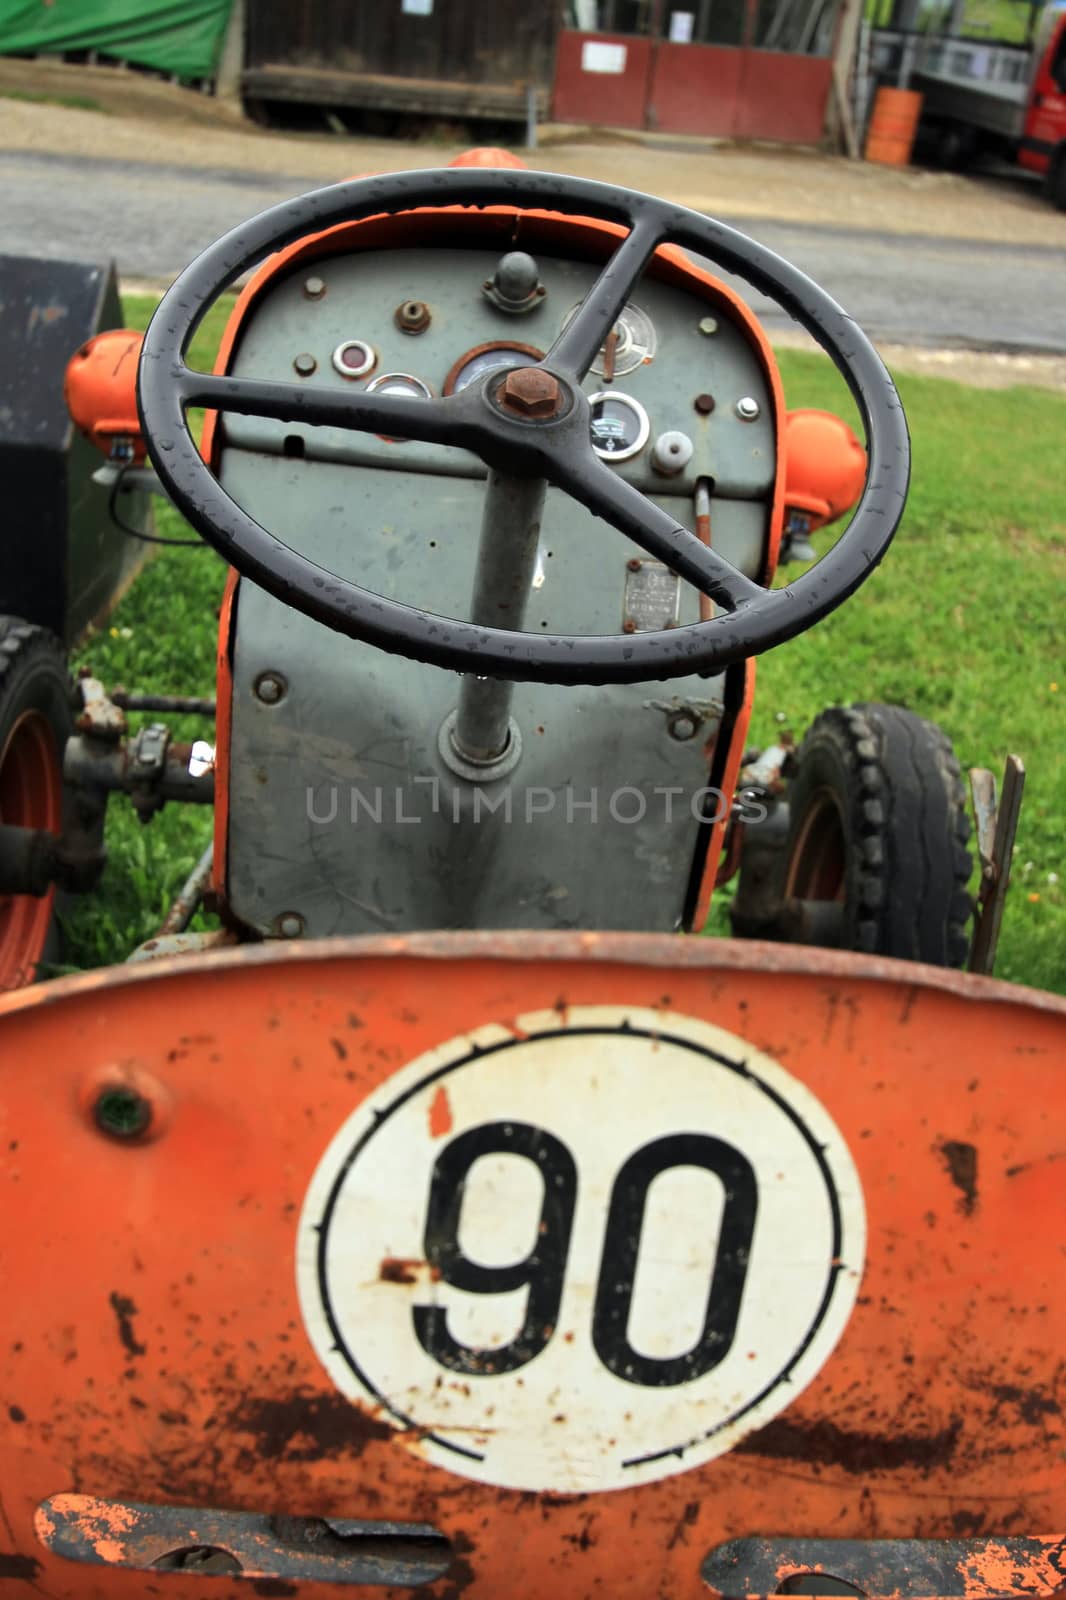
[[781, 703, 973, 967], [0, 618, 74, 989]]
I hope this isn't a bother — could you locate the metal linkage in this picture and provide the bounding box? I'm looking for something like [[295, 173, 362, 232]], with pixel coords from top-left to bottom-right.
[[111, 690, 216, 717]]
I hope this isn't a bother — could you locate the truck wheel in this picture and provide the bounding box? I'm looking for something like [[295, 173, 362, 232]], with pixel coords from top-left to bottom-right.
[[0, 618, 74, 989], [1047, 147, 1066, 212], [782, 703, 973, 967], [934, 120, 976, 170]]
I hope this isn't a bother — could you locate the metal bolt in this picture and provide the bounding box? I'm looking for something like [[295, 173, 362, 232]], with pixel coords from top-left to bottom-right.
[[667, 708, 701, 741], [94, 1084, 151, 1141], [736, 396, 761, 421], [254, 671, 287, 705], [275, 912, 305, 939], [395, 299, 431, 334], [293, 353, 317, 377], [698, 316, 719, 336], [694, 393, 716, 415], [498, 366, 563, 419], [303, 276, 326, 299]]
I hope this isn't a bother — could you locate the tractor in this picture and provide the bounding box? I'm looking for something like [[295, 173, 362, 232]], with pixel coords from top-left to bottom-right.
[[0, 150, 1061, 1599]]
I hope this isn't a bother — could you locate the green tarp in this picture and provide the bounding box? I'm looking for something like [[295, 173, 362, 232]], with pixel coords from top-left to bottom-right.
[[0, 0, 233, 80]]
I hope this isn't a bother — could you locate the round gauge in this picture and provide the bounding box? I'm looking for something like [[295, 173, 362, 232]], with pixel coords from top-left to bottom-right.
[[561, 301, 657, 378], [365, 372, 433, 399], [588, 391, 650, 463], [444, 341, 545, 396], [331, 339, 376, 379]]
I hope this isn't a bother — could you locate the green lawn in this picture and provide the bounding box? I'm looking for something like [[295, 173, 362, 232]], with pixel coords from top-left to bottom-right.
[[62, 294, 1065, 995]]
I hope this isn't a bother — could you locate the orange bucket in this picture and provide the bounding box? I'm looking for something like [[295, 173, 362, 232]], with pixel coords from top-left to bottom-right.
[[864, 86, 923, 166]]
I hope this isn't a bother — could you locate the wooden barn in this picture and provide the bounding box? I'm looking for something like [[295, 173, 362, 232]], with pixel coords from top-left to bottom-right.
[[240, 0, 844, 145]]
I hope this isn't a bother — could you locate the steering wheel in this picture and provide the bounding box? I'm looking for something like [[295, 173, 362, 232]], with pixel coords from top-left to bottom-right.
[[138, 170, 909, 686]]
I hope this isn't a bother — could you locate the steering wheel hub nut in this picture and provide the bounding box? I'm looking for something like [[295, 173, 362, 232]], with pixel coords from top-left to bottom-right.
[[496, 366, 564, 420]]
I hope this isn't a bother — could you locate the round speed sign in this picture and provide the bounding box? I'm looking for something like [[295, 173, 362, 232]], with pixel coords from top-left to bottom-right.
[[297, 1007, 865, 1495]]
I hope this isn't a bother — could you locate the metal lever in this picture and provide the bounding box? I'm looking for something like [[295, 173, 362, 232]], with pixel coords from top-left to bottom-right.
[[968, 754, 1025, 975]]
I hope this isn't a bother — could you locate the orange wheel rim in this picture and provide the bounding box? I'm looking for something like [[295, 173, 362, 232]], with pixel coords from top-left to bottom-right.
[[0, 710, 62, 989], [785, 785, 847, 903]]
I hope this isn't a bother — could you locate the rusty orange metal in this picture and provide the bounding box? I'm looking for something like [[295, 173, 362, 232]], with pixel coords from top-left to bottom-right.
[[0, 934, 1062, 1598], [63, 329, 146, 462]]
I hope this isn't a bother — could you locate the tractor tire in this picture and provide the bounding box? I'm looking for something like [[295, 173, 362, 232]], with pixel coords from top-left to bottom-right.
[[781, 702, 973, 968], [0, 617, 74, 990]]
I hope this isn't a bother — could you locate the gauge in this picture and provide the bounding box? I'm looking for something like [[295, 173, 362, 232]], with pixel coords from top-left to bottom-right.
[[365, 372, 433, 399], [332, 339, 376, 379], [444, 341, 545, 396], [588, 391, 650, 463], [560, 301, 656, 378]]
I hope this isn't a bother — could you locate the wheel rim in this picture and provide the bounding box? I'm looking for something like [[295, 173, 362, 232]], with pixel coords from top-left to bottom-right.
[[785, 785, 847, 903], [0, 710, 62, 989]]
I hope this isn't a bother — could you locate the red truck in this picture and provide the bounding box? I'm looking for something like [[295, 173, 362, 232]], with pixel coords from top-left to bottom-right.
[[909, 0, 1066, 205]]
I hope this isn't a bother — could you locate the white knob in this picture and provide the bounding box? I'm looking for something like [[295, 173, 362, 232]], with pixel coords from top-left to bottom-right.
[[651, 430, 694, 475]]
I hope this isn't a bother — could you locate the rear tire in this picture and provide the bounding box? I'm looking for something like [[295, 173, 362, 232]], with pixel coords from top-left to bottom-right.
[[0, 617, 74, 989], [782, 703, 973, 968]]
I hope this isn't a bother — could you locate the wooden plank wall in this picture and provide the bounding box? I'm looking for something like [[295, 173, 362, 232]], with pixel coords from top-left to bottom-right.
[[246, 0, 562, 89]]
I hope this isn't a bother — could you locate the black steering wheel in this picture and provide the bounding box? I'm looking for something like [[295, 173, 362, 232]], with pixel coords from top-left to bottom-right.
[[138, 169, 909, 686]]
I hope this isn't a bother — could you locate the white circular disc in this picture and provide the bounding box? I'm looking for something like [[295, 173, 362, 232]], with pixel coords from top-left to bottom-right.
[[297, 1006, 865, 1495]]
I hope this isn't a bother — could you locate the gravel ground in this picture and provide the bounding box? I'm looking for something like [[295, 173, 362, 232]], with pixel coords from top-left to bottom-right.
[[4, 56, 1064, 244]]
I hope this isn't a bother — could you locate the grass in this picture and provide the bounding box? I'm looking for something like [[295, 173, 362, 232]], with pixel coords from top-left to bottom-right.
[[61, 293, 1065, 996], [0, 88, 108, 113]]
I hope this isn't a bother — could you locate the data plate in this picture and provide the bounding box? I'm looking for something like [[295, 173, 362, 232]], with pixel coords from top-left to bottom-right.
[[623, 559, 681, 631]]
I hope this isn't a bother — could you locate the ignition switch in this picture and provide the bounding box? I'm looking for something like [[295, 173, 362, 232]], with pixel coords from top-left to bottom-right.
[[483, 252, 546, 315]]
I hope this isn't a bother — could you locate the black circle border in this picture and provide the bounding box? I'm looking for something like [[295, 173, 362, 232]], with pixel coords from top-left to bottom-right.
[[309, 1022, 853, 1479]]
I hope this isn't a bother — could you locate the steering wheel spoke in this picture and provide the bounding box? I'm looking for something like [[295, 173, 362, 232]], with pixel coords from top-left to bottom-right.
[[139, 167, 909, 684], [544, 211, 667, 380], [555, 455, 764, 613], [175, 367, 470, 450]]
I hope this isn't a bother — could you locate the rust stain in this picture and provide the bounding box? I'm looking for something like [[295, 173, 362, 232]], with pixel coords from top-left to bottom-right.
[[428, 1084, 453, 1139], [939, 1140, 979, 1215], [227, 1390, 393, 1463], [379, 1257, 421, 1284], [989, 1382, 1061, 1426], [735, 1414, 962, 1473], [108, 1290, 146, 1358]]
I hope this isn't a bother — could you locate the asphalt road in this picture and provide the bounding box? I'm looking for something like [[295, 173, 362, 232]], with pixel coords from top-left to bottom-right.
[[7, 148, 1066, 353]]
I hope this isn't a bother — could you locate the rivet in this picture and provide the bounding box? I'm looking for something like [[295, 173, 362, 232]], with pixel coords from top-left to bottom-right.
[[694, 393, 716, 415], [736, 396, 761, 421], [293, 353, 317, 377], [622, 618, 638, 634], [626, 558, 642, 572], [303, 276, 326, 300], [698, 316, 719, 336], [276, 912, 305, 939], [254, 671, 287, 705]]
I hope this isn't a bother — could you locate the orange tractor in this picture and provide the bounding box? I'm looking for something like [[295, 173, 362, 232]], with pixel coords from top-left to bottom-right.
[[0, 151, 1061, 1599]]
